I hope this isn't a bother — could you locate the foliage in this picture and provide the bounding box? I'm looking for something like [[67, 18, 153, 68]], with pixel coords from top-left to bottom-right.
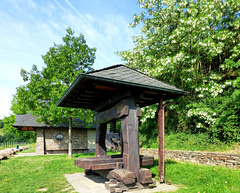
[[140, 132, 236, 152], [0, 119, 3, 128], [1, 115, 35, 143], [11, 27, 96, 126], [119, 0, 240, 142]]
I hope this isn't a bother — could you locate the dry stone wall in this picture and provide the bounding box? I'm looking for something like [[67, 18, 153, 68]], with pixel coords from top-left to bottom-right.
[[140, 148, 240, 169]]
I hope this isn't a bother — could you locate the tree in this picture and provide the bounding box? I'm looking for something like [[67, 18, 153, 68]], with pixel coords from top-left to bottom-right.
[[119, 0, 240, 142], [0, 119, 3, 128], [2, 115, 36, 143], [12, 27, 96, 155]]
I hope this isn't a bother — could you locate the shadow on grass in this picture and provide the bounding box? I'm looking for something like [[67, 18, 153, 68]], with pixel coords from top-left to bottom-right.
[[145, 159, 178, 168], [143, 159, 178, 178], [73, 152, 95, 158]]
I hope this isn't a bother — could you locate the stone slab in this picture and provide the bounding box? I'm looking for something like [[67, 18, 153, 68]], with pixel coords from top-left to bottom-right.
[[65, 173, 178, 193]]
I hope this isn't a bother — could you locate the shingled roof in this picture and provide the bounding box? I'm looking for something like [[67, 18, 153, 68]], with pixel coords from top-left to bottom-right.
[[56, 64, 187, 110], [13, 113, 96, 131]]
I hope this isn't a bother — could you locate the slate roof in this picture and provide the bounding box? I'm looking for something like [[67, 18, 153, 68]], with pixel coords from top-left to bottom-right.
[[13, 112, 96, 130], [56, 64, 187, 110], [87, 65, 183, 92]]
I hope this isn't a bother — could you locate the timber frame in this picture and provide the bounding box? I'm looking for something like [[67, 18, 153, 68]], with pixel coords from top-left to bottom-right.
[[57, 64, 187, 191]]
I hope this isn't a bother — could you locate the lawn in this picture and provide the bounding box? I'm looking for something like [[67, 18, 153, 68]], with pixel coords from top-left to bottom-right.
[[148, 159, 240, 193], [0, 152, 240, 193]]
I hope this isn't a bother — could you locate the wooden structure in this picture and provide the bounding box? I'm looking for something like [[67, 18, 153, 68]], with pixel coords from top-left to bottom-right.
[[57, 65, 187, 191]]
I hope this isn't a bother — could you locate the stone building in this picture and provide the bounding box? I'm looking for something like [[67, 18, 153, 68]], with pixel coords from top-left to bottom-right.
[[13, 113, 96, 155]]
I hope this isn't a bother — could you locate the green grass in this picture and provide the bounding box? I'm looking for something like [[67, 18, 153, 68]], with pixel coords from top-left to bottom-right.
[[141, 132, 238, 152], [0, 143, 35, 151], [1, 152, 240, 193], [0, 154, 93, 193], [19, 143, 36, 153], [146, 159, 240, 193]]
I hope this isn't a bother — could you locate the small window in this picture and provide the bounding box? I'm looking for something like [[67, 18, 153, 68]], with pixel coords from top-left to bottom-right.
[[56, 134, 64, 141]]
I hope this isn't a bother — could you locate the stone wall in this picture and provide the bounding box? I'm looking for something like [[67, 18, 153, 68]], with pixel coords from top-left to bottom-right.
[[140, 148, 240, 169], [36, 128, 45, 154], [36, 127, 89, 155]]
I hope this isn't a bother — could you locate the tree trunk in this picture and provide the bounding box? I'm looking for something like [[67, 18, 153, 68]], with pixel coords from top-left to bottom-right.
[[68, 117, 72, 157]]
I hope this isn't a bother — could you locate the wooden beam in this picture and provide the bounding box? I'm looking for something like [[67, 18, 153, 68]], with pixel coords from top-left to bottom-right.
[[121, 98, 140, 180], [94, 85, 118, 91], [158, 97, 165, 183], [93, 100, 130, 124], [95, 92, 131, 112]]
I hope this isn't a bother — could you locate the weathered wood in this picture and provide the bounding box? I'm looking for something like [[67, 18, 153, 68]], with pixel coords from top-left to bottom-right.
[[68, 117, 72, 157], [93, 102, 129, 124], [91, 163, 119, 170], [158, 97, 165, 182], [95, 92, 131, 112], [138, 168, 153, 184], [74, 155, 153, 170], [96, 123, 107, 156], [107, 169, 137, 185], [121, 98, 140, 179]]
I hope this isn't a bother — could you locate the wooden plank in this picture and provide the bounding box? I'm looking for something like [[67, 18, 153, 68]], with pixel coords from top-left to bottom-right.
[[74, 155, 154, 170], [158, 97, 165, 182], [91, 163, 120, 170]]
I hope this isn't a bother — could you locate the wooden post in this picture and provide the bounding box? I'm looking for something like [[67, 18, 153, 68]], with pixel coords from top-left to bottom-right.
[[68, 117, 72, 157], [121, 98, 140, 179], [95, 123, 107, 156], [158, 97, 165, 183], [43, 128, 46, 155]]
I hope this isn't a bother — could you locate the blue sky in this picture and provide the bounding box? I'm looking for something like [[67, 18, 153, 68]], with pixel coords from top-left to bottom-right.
[[0, 0, 142, 119]]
